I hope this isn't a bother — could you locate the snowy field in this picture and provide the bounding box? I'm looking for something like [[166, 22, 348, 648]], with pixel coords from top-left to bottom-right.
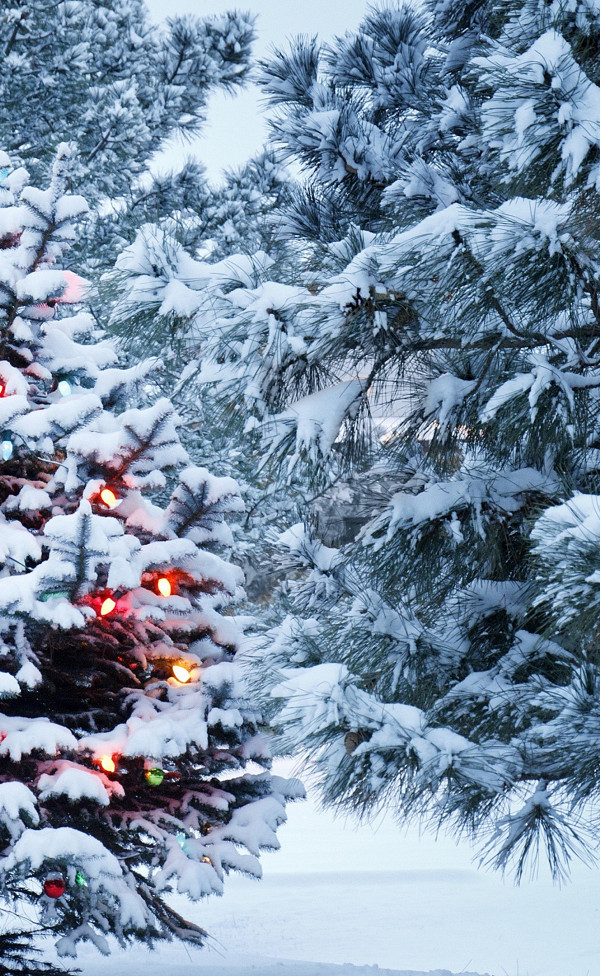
[[59, 766, 600, 976], [72, 865, 600, 976]]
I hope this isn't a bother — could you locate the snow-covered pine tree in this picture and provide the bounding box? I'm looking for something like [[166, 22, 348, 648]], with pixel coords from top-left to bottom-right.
[[0, 145, 299, 973], [0, 0, 255, 272], [0, 2, 292, 590], [131, 1, 600, 879], [96, 147, 292, 286], [104, 148, 298, 600]]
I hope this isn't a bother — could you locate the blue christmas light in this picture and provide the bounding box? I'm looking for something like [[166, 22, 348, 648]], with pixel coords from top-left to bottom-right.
[[0, 167, 9, 183], [1, 438, 13, 461]]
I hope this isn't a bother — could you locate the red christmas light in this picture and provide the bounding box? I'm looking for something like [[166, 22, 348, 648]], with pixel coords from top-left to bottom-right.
[[156, 576, 172, 597], [100, 597, 116, 617], [99, 487, 118, 509], [0, 382, 5, 397]]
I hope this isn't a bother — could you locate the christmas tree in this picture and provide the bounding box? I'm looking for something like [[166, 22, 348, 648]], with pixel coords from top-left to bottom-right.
[[0, 145, 299, 973], [122, 0, 600, 880]]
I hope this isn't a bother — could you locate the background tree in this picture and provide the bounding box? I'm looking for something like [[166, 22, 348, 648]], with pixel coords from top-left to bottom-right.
[[0, 145, 300, 974], [0, 1, 294, 601], [106, 150, 298, 599], [0, 0, 256, 273], [117, 0, 600, 879]]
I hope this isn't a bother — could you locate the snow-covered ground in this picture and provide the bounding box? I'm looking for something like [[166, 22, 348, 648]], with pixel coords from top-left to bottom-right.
[[74, 865, 598, 976], [62, 763, 600, 976]]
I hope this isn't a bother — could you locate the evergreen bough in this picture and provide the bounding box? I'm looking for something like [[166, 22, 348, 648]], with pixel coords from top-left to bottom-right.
[[120, 0, 600, 880], [0, 0, 256, 273]]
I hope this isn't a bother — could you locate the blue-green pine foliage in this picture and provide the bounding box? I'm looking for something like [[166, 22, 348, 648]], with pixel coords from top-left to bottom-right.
[[119, 0, 600, 879], [0, 0, 256, 272]]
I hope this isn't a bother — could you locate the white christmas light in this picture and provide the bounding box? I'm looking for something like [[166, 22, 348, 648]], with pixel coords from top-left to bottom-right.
[[57, 379, 72, 396], [172, 664, 191, 684], [1, 438, 13, 461]]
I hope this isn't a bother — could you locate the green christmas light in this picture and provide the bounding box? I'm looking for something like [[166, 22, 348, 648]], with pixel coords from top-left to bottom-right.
[[144, 767, 164, 787], [75, 870, 87, 887]]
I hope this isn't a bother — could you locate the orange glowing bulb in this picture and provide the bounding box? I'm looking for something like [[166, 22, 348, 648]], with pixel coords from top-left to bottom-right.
[[172, 664, 191, 684], [100, 597, 116, 616], [157, 577, 172, 597], [100, 756, 116, 773], [99, 488, 118, 508]]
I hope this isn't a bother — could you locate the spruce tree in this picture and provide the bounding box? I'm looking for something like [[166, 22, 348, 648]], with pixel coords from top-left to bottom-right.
[[116, 1, 600, 879], [0, 146, 299, 973]]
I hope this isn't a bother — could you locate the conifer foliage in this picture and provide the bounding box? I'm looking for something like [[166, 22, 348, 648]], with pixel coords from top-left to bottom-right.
[[121, 0, 600, 879], [0, 0, 256, 271], [0, 146, 297, 972]]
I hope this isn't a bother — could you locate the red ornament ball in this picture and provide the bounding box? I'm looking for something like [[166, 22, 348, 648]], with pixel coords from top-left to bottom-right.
[[43, 875, 66, 899]]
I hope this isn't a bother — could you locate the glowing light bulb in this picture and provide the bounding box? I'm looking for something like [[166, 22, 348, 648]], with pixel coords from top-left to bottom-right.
[[157, 577, 172, 597], [0, 383, 5, 397], [57, 379, 72, 396], [100, 756, 116, 773], [144, 767, 164, 787], [201, 855, 213, 865], [100, 597, 116, 616], [1, 439, 13, 461], [99, 488, 118, 508], [172, 664, 191, 684]]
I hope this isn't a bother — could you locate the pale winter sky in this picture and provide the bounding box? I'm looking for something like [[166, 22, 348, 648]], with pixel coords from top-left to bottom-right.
[[146, 0, 369, 179]]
